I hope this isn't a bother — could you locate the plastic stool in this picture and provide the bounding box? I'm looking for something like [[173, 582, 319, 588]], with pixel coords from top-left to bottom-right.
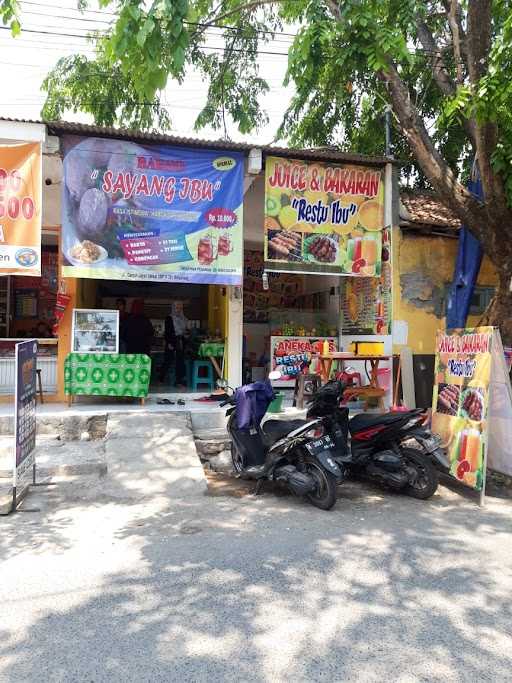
[[192, 360, 215, 391]]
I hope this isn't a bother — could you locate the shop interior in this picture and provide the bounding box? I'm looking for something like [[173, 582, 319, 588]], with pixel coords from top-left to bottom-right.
[[0, 232, 59, 394], [78, 279, 225, 392]]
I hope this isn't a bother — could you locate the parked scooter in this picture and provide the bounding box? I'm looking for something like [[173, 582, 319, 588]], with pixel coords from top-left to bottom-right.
[[306, 380, 443, 499], [221, 373, 344, 510]]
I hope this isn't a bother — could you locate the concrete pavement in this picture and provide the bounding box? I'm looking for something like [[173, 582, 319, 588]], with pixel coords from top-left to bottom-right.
[[1, 474, 512, 682]]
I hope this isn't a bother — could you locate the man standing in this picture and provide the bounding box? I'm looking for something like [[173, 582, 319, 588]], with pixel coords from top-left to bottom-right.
[[160, 302, 188, 387]]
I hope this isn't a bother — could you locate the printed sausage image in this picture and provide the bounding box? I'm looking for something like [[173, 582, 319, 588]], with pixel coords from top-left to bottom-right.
[[268, 230, 302, 262], [436, 383, 460, 416]]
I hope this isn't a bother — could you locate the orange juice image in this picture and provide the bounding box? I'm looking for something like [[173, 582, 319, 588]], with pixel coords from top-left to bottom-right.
[[361, 236, 377, 265], [460, 429, 481, 471], [358, 199, 384, 231]]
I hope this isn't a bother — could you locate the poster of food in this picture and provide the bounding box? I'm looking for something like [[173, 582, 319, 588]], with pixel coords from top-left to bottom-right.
[[264, 156, 384, 276], [271, 336, 338, 387], [340, 228, 391, 334], [0, 142, 42, 276], [431, 328, 493, 491], [61, 136, 243, 285], [71, 309, 119, 354], [243, 250, 303, 323]]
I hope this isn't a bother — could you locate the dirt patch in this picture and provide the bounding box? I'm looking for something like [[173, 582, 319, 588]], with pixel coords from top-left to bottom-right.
[[204, 470, 291, 498]]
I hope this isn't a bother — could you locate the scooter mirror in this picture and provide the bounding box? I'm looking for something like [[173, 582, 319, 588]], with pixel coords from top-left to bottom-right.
[[268, 370, 282, 381], [216, 379, 228, 389]]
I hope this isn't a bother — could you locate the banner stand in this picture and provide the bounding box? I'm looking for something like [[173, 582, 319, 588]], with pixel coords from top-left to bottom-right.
[[432, 327, 512, 507], [11, 340, 37, 514]]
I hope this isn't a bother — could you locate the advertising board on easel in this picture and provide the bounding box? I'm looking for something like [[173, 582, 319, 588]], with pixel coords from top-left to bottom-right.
[[431, 326, 512, 505]]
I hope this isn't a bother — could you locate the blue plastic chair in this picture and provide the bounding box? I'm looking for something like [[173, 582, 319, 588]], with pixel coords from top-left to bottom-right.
[[192, 360, 215, 391], [184, 359, 193, 388]]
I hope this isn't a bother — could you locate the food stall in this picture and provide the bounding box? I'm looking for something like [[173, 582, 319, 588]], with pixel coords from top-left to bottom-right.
[[257, 155, 393, 409]]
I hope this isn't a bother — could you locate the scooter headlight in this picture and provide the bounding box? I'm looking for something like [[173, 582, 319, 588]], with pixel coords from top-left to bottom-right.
[[304, 425, 325, 439]]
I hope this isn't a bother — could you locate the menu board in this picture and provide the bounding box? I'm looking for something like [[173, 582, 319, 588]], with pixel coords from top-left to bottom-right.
[[244, 250, 302, 323]]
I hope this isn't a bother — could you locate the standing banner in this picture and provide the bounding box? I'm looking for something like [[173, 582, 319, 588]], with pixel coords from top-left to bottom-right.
[[61, 136, 243, 285], [432, 327, 512, 503], [13, 340, 37, 505], [0, 143, 42, 276], [264, 156, 384, 276]]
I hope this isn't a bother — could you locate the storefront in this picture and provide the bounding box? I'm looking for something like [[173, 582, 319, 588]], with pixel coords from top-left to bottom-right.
[[242, 153, 395, 407], [0, 232, 59, 394], [0, 119, 397, 405]]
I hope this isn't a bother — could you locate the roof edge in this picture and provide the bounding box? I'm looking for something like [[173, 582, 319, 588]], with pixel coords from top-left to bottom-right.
[[0, 117, 398, 167]]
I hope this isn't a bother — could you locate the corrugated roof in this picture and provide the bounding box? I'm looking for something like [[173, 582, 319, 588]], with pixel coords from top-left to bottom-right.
[[0, 116, 395, 166], [400, 192, 462, 230]]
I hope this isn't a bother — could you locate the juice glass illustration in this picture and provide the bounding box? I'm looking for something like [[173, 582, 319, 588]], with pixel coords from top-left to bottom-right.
[[361, 236, 377, 266], [460, 428, 481, 471], [347, 237, 362, 261], [218, 234, 233, 256], [198, 236, 216, 264]]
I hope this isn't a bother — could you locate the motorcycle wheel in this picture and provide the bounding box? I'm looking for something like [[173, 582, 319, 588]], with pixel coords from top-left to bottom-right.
[[231, 443, 245, 474], [303, 456, 337, 510], [401, 447, 438, 499]]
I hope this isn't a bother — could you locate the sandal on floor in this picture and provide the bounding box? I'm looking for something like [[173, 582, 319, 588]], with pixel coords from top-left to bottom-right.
[[157, 398, 175, 405]]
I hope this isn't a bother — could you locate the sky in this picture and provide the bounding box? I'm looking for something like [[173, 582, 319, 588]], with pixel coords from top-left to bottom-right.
[[0, 0, 296, 143]]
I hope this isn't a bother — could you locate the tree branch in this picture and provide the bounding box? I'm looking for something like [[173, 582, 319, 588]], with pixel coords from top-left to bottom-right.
[[466, 0, 509, 219], [377, 60, 497, 249], [441, 0, 466, 83], [416, 18, 456, 96], [201, 0, 281, 30], [416, 16, 477, 146]]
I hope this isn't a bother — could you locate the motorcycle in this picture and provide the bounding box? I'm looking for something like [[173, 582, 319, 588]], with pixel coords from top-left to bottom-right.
[[306, 380, 444, 499], [221, 372, 344, 510]]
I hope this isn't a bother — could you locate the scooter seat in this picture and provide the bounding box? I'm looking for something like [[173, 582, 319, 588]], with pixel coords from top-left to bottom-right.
[[350, 412, 408, 433], [262, 419, 308, 445]]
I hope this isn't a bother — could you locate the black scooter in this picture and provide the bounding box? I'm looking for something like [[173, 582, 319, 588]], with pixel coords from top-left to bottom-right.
[[222, 373, 344, 510], [306, 380, 444, 499]]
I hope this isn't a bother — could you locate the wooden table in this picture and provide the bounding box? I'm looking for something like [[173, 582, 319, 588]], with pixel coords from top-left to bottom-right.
[[316, 354, 392, 410]]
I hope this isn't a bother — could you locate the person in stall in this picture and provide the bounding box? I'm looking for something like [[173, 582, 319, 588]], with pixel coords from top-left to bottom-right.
[[30, 320, 53, 338], [123, 299, 154, 356], [116, 297, 128, 352], [159, 301, 188, 388]]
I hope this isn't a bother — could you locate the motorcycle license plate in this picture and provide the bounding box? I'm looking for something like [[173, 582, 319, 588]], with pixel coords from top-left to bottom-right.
[[306, 435, 333, 455]]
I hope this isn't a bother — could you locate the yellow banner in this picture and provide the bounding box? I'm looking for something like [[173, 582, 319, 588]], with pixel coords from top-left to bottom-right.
[[0, 142, 42, 276], [264, 156, 384, 276], [431, 327, 493, 490]]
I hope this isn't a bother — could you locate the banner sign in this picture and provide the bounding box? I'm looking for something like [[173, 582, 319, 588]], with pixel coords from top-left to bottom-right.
[[340, 228, 392, 334], [14, 339, 37, 488], [432, 327, 494, 493], [0, 143, 42, 276], [270, 336, 338, 387], [264, 156, 384, 276], [61, 136, 243, 284]]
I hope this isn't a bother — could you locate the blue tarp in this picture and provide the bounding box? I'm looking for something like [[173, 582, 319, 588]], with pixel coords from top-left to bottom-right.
[[446, 168, 484, 329]]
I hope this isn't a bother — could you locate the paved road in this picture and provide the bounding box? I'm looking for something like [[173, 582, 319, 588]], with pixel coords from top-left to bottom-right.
[[1, 477, 512, 682]]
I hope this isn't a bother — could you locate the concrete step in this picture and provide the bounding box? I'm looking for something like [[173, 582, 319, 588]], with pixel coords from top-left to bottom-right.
[[0, 413, 108, 440], [0, 436, 107, 478]]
